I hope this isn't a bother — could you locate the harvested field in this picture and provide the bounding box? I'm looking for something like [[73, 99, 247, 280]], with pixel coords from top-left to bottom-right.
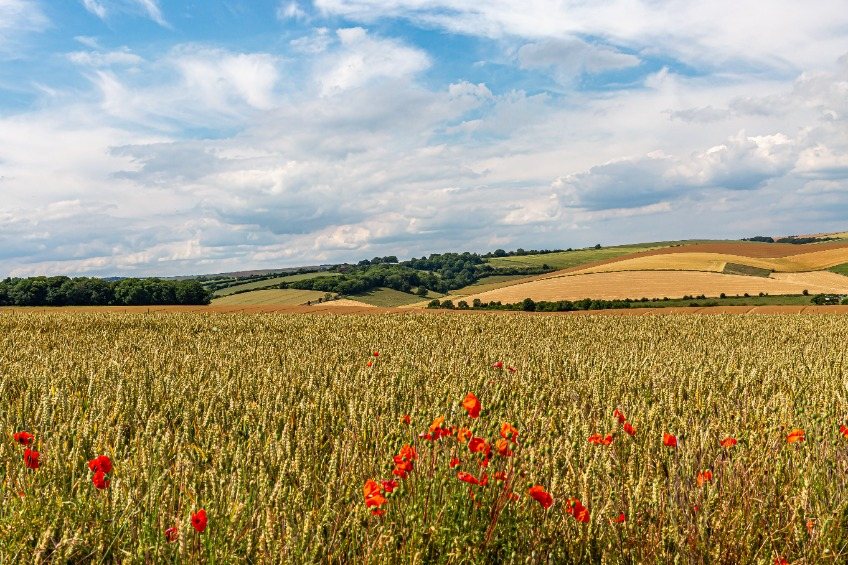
[[461, 270, 848, 303], [211, 289, 327, 306]]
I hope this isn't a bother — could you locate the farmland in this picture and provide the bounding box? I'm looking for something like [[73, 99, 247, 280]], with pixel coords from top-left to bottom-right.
[[3, 311, 848, 562], [211, 289, 328, 306]]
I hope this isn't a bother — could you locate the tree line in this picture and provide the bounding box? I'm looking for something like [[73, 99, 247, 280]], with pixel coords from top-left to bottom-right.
[[0, 277, 212, 307]]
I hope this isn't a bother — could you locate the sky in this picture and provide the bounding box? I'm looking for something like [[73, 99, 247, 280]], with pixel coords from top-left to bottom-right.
[[1, 1, 847, 276]]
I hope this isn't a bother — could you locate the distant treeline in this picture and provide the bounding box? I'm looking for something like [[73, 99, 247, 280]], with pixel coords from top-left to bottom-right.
[[428, 297, 637, 312], [743, 236, 837, 244], [287, 252, 553, 295], [0, 277, 212, 307]]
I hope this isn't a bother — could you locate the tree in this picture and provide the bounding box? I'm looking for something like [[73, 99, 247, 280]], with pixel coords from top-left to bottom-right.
[[522, 298, 536, 312]]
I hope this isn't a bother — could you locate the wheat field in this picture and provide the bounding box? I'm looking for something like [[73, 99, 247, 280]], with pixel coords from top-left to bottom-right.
[[3, 311, 848, 563]]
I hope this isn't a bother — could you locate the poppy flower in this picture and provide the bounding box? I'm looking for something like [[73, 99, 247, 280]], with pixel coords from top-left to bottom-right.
[[786, 429, 805, 443], [92, 470, 110, 490], [623, 422, 636, 436], [88, 455, 113, 474], [479, 456, 490, 468], [373, 351, 379, 357], [495, 438, 513, 457], [191, 509, 208, 533], [468, 437, 491, 457], [366, 361, 373, 367], [429, 416, 446, 433], [806, 519, 815, 534], [612, 512, 626, 524], [381, 480, 397, 493], [398, 444, 417, 461], [450, 457, 461, 468], [774, 559, 789, 565], [720, 436, 737, 448], [371, 509, 386, 516], [457, 428, 472, 444], [479, 473, 489, 486], [663, 433, 677, 448], [23, 448, 40, 470], [457, 471, 479, 485], [696, 469, 713, 487], [528, 485, 554, 509], [492, 361, 503, 369], [401, 414, 411, 425], [14, 431, 34, 446], [507, 366, 517, 373], [462, 393, 481, 418], [588, 433, 614, 446], [500, 422, 519, 442], [494, 471, 508, 481], [566, 498, 590, 523], [164, 527, 179, 543], [613, 409, 626, 424], [839, 425, 848, 439]]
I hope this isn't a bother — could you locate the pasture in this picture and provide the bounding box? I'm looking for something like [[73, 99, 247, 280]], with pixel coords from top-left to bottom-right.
[[3, 311, 848, 562]]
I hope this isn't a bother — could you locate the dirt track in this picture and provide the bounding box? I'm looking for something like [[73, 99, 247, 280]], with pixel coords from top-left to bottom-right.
[[3, 305, 848, 316]]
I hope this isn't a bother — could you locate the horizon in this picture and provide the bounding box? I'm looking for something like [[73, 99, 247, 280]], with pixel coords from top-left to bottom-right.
[[2, 1, 847, 277]]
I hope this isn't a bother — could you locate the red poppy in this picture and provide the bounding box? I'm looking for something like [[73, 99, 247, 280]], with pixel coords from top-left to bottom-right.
[[500, 422, 519, 442], [696, 469, 713, 487], [494, 471, 507, 481], [786, 429, 805, 443], [492, 361, 503, 369], [528, 485, 554, 509], [468, 437, 491, 457], [588, 433, 613, 445], [88, 455, 113, 474], [479, 473, 489, 486], [398, 444, 417, 461], [450, 457, 461, 468], [774, 559, 789, 565], [371, 508, 386, 516], [381, 480, 397, 493], [507, 366, 517, 373], [840, 425, 848, 439], [401, 414, 411, 425], [612, 512, 626, 523], [495, 438, 513, 457], [623, 422, 636, 436], [457, 471, 479, 485], [720, 436, 737, 448], [92, 470, 110, 490], [806, 519, 815, 534], [366, 360, 373, 367], [191, 509, 208, 533], [14, 431, 34, 446], [373, 351, 379, 357], [462, 393, 481, 418], [23, 448, 40, 470], [566, 498, 590, 523], [164, 527, 179, 543], [613, 409, 626, 424], [479, 456, 490, 468], [663, 433, 677, 448], [429, 416, 445, 433], [457, 428, 472, 444]]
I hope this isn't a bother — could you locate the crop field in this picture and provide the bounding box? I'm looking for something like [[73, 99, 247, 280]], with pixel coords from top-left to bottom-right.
[[3, 311, 848, 563], [212, 272, 339, 297], [211, 289, 328, 306], [348, 288, 427, 307], [461, 270, 848, 304], [485, 245, 667, 270]]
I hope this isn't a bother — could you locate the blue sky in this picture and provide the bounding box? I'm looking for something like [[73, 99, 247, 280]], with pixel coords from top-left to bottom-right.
[[1, 0, 847, 276]]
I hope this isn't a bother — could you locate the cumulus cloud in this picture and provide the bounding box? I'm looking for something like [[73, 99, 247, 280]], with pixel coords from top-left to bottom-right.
[[517, 38, 640, 84]]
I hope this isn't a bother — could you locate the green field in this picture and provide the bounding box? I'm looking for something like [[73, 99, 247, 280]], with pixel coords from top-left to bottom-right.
[[830, 263, 848, 276], [349, 287, 426, 307], [722, 262, 772, 277], [213, 272, 339, 297], [211, 288, 327, 305], [4, 312, 848, 562]]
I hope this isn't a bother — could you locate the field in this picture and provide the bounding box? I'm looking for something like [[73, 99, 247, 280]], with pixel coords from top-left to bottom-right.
[[212, 272, 339, 297], [3, 312, 848, 563], [349, 288, 427, 307], [485, 244, 667, 270], [211, 289, 328, 306], [460, 270, 848, 304], [831, 263, 848, 276]]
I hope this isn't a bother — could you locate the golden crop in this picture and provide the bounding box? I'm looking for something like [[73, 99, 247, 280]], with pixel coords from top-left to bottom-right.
[[2, 311, 848, 563]]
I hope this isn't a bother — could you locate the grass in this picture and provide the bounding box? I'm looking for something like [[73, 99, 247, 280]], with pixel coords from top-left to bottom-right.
[[348, 287, 426, 307], [211, 288, 327, 305], [213, 272, 339, 297], [628, 294, 813, 308], [486, 245, 663, 270], [722, 262, 772, 277], [830, 263, 848, 277], [3, 312, 848, 562]]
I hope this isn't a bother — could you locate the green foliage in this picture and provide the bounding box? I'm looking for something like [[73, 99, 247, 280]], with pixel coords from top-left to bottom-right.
[[0, 277, 211, 306]]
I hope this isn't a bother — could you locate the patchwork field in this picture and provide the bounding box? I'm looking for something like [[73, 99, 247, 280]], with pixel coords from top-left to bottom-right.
[[461, 270, 848, 303], [211, 288, 327, 306], [212, 272, 339, 297], [4, 312, 848, 562], [348, 287, 425, 307]]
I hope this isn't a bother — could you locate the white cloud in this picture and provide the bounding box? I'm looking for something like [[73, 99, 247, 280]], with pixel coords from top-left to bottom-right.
[[317, 28, 430, 96], [517, 38, 640, 84], [0, 0, 48, 50], [81, 0, 107, 19], [68, 47, 143, 67], [134, 0, 168, 27], [277, 1, 307, 21]]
